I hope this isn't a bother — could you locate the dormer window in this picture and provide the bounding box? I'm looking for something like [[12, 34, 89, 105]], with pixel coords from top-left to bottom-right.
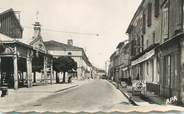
[[68, 52, 72, 55]]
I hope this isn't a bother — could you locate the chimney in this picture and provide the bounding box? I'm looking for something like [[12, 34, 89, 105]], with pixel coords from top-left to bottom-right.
[[67, 39, 73, 46]]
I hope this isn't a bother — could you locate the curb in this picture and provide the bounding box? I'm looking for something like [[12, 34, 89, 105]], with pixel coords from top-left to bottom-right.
[[55, 85, 79, 93], [108, 80, 138, 106], [119, 86, 138, 106]]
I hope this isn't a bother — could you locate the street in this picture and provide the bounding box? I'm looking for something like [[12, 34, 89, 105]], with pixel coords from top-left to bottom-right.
[[15, 80, 131, 112], [0, 79, 184, 113]]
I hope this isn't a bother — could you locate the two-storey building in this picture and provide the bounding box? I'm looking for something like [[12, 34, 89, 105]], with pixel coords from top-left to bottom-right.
[[44, 40, 94, 80]]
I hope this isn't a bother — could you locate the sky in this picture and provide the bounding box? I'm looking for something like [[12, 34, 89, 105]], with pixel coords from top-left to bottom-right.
[[0, 0, 141, 69]]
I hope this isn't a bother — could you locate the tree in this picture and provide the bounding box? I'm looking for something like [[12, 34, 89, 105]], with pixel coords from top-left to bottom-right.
[[53, 56, 77, 83]]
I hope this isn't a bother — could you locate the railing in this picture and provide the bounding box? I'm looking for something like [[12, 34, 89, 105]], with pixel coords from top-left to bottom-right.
[[146, 82, 160, 95]]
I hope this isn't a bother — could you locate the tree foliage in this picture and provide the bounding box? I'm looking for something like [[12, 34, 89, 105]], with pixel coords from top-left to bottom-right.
[[53, 56, 77, 83], [53, 56, 77, 73]]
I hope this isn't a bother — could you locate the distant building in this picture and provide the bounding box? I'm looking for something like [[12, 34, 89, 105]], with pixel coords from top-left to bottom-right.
[[44, 40, 94, 80], [108, 40, 130, 83], [96, 69, 106, 79]]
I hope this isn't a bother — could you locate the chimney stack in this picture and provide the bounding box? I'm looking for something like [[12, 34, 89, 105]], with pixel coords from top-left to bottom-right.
[[67, 39, 73, 46]]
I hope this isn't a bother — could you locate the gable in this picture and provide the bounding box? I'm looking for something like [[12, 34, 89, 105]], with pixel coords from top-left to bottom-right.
[[0, 9, 23, 39], [30, 37, 47, 53]]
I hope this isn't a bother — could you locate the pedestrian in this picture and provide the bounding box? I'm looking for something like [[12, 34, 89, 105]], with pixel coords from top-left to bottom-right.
[[68, 75, 72, 83]]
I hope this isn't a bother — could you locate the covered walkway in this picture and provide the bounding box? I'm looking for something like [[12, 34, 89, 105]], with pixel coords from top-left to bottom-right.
[[0, 40, 53, 89]]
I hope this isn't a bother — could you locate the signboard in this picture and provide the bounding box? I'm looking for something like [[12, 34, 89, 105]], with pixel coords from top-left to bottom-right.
[[132, 80, 146, 95]]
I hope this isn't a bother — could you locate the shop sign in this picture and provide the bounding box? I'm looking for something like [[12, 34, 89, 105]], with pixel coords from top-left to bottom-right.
[[132, 80, 146, 91]]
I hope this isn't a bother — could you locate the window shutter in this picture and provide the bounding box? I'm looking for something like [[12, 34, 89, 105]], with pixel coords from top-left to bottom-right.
[[154, 0, 160, 17], [142, 12, 146, 34], [147, 3, 152, 27]]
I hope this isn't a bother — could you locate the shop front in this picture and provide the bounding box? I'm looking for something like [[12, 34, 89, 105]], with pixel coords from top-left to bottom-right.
[[159, 37, 181, 102], [131, 48, 160, 95]]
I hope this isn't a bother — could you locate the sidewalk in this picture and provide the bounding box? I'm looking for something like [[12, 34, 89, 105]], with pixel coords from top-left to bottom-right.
[[119, 85, 150, 106], [108, 80, 167, 106], [0, 79, 90, 111], [141, 90, 166, 105], [119, 85, 168, 106]]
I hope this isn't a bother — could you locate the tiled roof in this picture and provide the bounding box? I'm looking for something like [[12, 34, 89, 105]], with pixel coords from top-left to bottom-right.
[[0, 33, 14, 41], [0, 8, 23, 31], [44, 40, 83, 51], [0, 8, 10, 14], [116, 42, 124, 49]]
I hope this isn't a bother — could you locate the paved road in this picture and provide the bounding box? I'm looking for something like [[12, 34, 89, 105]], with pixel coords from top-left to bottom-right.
[[15, 80, 131, 112]]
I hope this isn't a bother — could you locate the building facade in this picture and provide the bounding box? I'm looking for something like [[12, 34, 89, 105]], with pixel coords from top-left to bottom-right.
[[44, 40, 94, 80], [126, 0, 184, 104], [108, 40, 130, 84]]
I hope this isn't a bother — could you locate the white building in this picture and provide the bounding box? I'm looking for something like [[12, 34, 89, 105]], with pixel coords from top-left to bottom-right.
[[44, 40, 93, 80]]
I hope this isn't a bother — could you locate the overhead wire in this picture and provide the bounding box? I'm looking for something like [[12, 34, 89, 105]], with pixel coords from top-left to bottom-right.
[[23, 25, 99, 37]]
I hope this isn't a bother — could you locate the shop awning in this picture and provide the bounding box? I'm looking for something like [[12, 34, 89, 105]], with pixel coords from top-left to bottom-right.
[[131, 49, 155, 66]]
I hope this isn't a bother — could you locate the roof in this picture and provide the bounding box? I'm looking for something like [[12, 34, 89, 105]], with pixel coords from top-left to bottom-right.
[[126, 0, 144, 33], [110, 51, 116, 60], [0, 8, 23, 31], [44, 40, 94, 67], [116, 42, 124, 49], [0, 31, 31, 48], [0, 33, 14, 41], [44, 40, 83, 51], [0, 8, 10, 14], [29, 37, 42, 45]]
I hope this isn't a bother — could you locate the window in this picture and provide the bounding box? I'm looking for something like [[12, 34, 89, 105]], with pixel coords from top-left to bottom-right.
[[141, 35, 144, 52], [146, 40, 149, 48], [68, 52, 72, 55], [38, 44, 43, 48], [147, 3, 152, 27], [162, 3, 169, 40], [147, 61, 149, 75], [153, 32, 155, 44], [151, 59, 154, 82], [142, 12, 146, 34], [154, 0, 160, 17]]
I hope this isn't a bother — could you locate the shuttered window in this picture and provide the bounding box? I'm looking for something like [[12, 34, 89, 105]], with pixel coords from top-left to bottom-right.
[[162, 4, 168, 40], [142, 12, 146, 34], [147, 3, 152, 27], [154, 0, 160, 17]]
